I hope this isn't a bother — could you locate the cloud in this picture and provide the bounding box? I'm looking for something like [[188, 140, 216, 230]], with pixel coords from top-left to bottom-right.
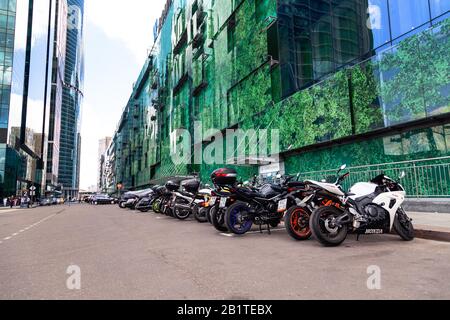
[[85, 0, 166, 63]]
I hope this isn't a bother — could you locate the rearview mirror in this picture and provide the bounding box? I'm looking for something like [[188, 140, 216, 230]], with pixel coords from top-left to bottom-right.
[[340, 164, 347, 171], [399, 171, 406, 179]]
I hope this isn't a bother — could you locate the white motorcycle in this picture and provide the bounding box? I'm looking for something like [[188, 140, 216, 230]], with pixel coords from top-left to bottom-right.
[[307, 165, 415, 247]]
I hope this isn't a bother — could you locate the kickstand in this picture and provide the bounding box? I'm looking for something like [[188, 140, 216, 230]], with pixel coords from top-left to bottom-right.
[[357, 234, 361, 241], [259, 224, 263, 234], [267, 224, 271, 235]]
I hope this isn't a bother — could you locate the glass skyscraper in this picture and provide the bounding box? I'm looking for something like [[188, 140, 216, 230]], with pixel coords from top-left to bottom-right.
[[0, 0, 19, 198], [0, 0, 63, 199], [58, 0, 84, 198]]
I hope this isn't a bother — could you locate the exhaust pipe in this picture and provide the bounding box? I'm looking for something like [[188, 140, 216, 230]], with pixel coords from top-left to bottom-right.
[[174, 203, 191, 212]]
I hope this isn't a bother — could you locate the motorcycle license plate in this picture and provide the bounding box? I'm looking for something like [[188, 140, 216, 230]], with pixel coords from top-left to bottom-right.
[[278, 199, 288, 212], [209, 197, 217, 205], [219, 197, 227, 208]]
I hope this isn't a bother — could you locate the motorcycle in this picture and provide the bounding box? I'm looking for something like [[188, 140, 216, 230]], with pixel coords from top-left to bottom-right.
[[208, 168, 259, 233], [118, 191, 137, 209], [169, 178, 203, 220], [150, 186, 168, 213], [308, 165, 415, 247], [192, 187, 213, 223], [136, 185, 161, 213], [223, 173, 299, 235]]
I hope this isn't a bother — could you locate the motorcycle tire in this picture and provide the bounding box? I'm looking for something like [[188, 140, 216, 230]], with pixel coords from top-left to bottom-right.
[[310, 206, 348, 247], [153, 199, 162, 213], [206, 207, 213, 224], [211, 206, 228, 232], [172, 199, 190, 220], [285, 206, 312, 241], [194, 206, 209, 223], [225, 202, 253, 235], [394, 208, 415, 241], [119, 201, 126, 209]]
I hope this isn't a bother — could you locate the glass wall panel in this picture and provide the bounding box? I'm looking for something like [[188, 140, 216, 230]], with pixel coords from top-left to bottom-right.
[[367, 0, 391, 48], [430, 0, 450, 19], [388, 0, 430, 39]]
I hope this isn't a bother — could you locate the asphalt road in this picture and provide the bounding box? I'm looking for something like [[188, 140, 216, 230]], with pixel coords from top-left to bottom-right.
[[0, 204, 449, 300]]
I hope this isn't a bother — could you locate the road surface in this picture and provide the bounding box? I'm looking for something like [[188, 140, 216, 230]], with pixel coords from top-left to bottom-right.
[[0, 204, 449, 299]]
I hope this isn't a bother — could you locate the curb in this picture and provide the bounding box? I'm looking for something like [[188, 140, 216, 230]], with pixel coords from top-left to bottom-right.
[[414, 225, 450, 243]]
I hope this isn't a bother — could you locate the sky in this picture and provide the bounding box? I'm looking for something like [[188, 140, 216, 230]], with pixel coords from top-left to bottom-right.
[[80, 0, 166, 190]]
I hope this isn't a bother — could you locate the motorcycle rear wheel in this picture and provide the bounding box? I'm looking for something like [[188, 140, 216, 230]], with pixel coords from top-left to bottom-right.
[[310, 206, 348, 247], [194, 206, 209, 223], [225, 202, 253, 235], [394, 208, 415, 241], [285, 206, 312, 241]]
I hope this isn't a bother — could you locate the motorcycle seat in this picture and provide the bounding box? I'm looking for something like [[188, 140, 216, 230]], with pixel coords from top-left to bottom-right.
[[287, 181, 305, 188], [179, 190, 195, 198], [238, 188, 272, 199], [215, 191, 232, 197]]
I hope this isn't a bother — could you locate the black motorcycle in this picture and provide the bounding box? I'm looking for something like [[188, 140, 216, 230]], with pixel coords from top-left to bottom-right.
[[208, 168, 254, 232], [151, 186, 170, 214], [224, 174, 300, 235], [168, 178, 204, 220], [136, 185, 161, 213]]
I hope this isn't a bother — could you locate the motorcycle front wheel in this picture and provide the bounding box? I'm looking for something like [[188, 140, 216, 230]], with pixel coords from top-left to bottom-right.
[[206, 206, 213, 224], [310, 206, 348, 247], [285, 206, 312, 241], [225, 202, 253, 235], [173, 200, 191, 220], [211, 206, 228, 232], [394, 208, 415, 241]]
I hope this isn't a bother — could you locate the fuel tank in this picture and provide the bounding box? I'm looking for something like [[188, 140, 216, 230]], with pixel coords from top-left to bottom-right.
[[349, 182, 378, 199]]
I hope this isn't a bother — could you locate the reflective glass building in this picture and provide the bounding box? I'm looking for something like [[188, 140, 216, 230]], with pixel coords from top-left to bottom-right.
[[46, 0, 68, 191], [111, 0, 450, 197], [0, 0, 65, 199], [58, 0, 84, 198]]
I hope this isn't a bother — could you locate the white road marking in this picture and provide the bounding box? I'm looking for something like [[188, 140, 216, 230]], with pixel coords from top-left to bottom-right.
[[220, 233, 233, 237], [220, 228, 286, 237], [0, 213, 58, 245]]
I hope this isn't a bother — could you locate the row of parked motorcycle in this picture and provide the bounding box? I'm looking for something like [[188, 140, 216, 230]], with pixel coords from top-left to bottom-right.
[[118, 165, 415, 247]]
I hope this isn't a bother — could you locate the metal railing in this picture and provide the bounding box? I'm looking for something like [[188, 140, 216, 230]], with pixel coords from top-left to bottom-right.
[[298, 157, 450, 198]]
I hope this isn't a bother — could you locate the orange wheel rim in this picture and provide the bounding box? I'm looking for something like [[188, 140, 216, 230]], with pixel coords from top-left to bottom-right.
[[290, 208, 311, 237]]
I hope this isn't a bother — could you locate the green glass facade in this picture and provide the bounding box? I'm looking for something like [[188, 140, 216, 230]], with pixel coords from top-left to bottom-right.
[[110, 0, 450, 196]]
